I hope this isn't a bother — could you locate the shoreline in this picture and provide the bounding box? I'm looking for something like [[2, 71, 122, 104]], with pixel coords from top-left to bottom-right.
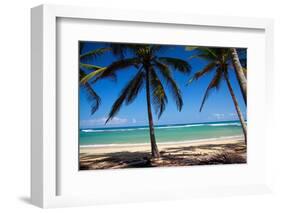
[[80, 135, 243, 149], [80, 120, 242, 132]]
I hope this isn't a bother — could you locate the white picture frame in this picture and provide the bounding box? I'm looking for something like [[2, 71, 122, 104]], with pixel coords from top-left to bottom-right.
[[31, 4, 274, 208]]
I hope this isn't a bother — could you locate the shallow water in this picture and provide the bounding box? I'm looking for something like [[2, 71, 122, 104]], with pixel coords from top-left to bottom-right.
[[80, 120, 244, 146]]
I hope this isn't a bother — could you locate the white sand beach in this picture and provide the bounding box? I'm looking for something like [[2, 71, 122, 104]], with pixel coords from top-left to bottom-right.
[[80, 136, 246, 170]]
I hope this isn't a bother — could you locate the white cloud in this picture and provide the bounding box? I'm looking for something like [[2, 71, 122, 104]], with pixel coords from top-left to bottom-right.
[[132, 118, 137, 124], [80, 117, 129, 127], [213, 113, 225, 120], [229, 113, 236, 116], [110, 117, 129, 124]]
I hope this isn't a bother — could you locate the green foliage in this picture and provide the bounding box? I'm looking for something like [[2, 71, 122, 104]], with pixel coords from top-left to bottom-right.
[[100, 44, 191, 123], [199, 68, 223, 111], [187, 47, 232, 111], [105, 70, 145, 123], [154, 60, 183, 112], [185, 46, 198, 51], [80, 63, 102, 70], [80, 47, 110, 60], [79, 47, 109, 114], [96, 58, 140, 80], [158, 57, 191, 73], [80, 67, 106, 84], [79, 69, 101, 114], [149, 68, 168, 118]]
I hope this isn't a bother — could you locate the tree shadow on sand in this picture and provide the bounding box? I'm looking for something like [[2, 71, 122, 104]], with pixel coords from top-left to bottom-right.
[[80, 151, 152, 170], [80, 140, 247, 170]]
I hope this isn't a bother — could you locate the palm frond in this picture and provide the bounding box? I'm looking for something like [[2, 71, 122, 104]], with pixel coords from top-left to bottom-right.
[[80, 63, 102, 70], [125, 69, 145, 104], [109, 43, 141, 59], [185, 46, 199, 51], [98, 57, 140, 80], [187, 53, 215, 62], [158, 57, 191, 73], [187, 62, 216, 85], [83, 83, 101, 114], [109, 43, 129, 58], [80, 67, 107, 84], [150, 45, 167, 54], [204, 48, 219, 59], [154, 61, 183, 111], [80, 69, 101, 114], [199, 68, 223, 112], [188, 47, 220, 62], [80, 47, 110, 60], [149, 68, 168, 118], [106, 70, 144, 123]]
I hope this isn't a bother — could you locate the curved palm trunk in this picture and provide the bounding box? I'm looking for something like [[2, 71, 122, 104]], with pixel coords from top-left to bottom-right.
[[224, 73, 247, 144], [145, 67, 160, 158], [230, 48, 247, 105]]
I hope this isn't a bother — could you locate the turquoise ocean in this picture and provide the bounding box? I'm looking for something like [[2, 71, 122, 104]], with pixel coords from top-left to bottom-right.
[[79, 120, 244, 147]]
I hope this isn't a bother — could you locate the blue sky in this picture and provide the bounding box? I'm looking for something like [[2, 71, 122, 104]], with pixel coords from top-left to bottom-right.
[[79, 42, 246, 128]]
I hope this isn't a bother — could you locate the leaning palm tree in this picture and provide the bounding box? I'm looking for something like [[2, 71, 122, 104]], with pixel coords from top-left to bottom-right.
[[229, 48, 247, 105], [83, 44, 191, 158], [187, 47, 247, 143], [235, 48, 247, 79], [79, 43, 111, 114]]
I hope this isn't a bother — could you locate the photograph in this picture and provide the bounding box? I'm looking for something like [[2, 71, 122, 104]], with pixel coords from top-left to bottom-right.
[[79, 41, 247, 170]]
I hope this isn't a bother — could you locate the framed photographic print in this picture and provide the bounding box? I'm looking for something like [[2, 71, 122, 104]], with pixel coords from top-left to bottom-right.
[[31, 4, 274, 208], [78, 41, 248, 170]]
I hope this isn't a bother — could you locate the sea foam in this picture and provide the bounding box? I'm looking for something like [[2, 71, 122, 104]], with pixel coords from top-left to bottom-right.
[[81, 121, 242, 133]]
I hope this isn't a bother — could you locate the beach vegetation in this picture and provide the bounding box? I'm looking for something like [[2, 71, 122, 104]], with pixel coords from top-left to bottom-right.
[[187, 47, 247, 143], [79, 44, 110, 114], [82, 44, 191, 158]]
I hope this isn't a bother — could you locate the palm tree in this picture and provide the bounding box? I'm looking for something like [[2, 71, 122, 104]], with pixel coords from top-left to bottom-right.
[[229, 48, 247, 105], [235, 48, 247, 79], [188, 47, 247, 143], [83, 44, 191, 158], [79, 43, 111, 114]]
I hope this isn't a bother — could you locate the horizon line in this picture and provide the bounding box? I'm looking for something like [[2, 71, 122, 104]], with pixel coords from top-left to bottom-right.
[[80, 119, 243, 129]]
